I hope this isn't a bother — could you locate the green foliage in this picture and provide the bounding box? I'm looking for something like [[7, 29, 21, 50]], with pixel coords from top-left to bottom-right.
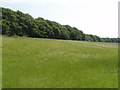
[[100, 38, 120, 43], [2, 7, 119, 43]]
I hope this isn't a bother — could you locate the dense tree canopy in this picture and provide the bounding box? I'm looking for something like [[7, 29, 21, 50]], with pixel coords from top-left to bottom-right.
[[2, 7, 120, 43]]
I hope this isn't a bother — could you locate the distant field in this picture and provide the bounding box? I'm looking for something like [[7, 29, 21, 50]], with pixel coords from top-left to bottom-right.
[[2, 36, 118, 88]]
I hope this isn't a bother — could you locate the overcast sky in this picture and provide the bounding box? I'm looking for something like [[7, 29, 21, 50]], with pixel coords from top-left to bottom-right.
[[1, 0, 119, 38]]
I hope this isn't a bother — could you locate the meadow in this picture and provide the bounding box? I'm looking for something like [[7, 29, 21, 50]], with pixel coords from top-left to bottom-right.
[[0, 35, 2, 89], [2, 36, 118, 88]]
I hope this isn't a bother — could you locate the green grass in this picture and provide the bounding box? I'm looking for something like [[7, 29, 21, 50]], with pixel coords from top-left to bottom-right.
[[2, 36, 118, 88], [0, 35, 2, 89]]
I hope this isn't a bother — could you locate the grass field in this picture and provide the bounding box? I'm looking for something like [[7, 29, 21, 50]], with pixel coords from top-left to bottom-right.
[[0, 35, 2, 89], [2, 36, 118, 88]]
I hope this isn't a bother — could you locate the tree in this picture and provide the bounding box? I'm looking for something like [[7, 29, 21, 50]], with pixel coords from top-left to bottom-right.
[[2, 7, 119, 43]]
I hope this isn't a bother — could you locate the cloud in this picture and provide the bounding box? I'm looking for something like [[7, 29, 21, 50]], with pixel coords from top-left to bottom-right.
[[2, 0, 27, 3], [2, 0, 61, 3], [2, 0, 80, 5]]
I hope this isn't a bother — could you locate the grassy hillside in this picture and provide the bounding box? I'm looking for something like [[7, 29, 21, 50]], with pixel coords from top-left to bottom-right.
[[0, 35, 2, 89], [2, 36, 118, 88]]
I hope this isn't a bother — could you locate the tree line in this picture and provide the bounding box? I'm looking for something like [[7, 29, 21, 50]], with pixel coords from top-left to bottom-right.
[[2, 7, 120, 43]]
